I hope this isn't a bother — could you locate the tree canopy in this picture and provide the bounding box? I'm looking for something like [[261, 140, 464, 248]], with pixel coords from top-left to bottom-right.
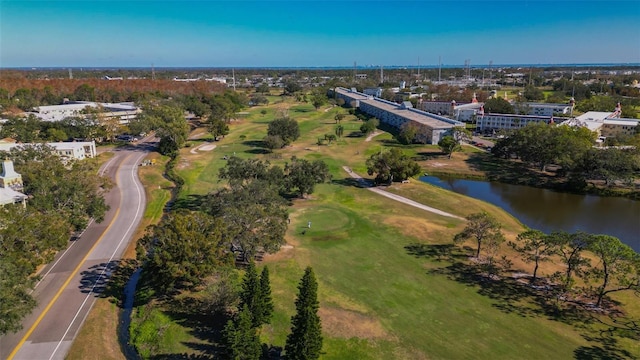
[[492, 123, 595, 172], [484, 97, 515, 114], [267, 117, 300, 146], [203, 181, 289, 263], [454, 212, 505, 259], [7, 145, 110, 231], [137, 210, 233, 292], [366, 148, 421, 185], [284, 156, 331, 198]]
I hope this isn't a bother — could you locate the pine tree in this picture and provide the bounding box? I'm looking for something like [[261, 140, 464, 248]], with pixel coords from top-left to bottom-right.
[[220, 305, 262, 360], [239, 262, 261, 327], [285, 267, 323, 360], [258, 266, 274, 325]]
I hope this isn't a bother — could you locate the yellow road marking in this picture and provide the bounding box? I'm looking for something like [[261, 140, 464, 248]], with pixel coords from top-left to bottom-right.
[[7, 155, 128, 360]]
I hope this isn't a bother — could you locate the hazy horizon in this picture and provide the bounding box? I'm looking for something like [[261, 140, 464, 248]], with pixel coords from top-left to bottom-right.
[[2, 1, 639, 68]]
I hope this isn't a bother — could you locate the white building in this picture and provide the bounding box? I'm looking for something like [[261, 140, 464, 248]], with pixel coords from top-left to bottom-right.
[[476, 113, 564, 132], [0, 141, 97, 161], [335, 87, 464, 144], [520, 102, 574, 117], [0, 160, 27, 206], [32, 102, 141, 124], [561, 111, 639, 140], [419, 94, 483, 122]]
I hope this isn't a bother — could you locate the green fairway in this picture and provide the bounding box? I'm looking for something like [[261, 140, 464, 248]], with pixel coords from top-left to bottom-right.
[[163, 96, 639, 359]]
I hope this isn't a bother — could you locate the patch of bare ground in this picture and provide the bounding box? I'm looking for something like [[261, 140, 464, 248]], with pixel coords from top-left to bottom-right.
[[393, 346, 429, 360], [382, 215, 450, 243], [261, 245, 295, 263], [176, 158, 190, 170], [318, 307, 390, 341]]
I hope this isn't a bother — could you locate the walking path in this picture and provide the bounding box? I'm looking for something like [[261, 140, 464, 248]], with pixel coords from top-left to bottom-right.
[[342, 166, 463, 220], [365, 131, 382, 142]]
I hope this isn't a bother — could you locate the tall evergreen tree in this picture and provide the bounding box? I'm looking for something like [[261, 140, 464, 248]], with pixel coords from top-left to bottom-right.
[[258, 266, 274, 325], [239, 262, 261, 327], [220, 305, 262, 360], [285, 267, 323, 360]]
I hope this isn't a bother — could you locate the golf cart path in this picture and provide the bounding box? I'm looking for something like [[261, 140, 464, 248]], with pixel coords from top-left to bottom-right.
[[365, 131, 382, 142], [342, 166, 463, 220]]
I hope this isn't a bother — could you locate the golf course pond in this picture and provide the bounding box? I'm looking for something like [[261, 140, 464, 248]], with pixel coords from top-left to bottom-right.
[[420, 175, 640, 252]]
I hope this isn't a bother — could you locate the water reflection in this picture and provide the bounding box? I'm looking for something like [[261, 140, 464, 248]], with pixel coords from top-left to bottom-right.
[[420, 176, 640, 252]]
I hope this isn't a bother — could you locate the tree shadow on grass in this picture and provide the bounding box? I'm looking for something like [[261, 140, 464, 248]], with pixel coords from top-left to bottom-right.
[[331, 177, 369, 188], [245, 148, 271, 155], [574, 333, 635, 360], [162, 296, 237, 358], [149, 353, 213, 360], [172, 194, 208, 211], [415, 246, 595, 325], [404, 243, 463, 262]]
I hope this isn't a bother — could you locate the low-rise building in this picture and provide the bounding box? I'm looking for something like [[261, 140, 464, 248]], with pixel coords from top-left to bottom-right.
[[0, 141, 97, 160], [0, 159, 27, 206], [32, 101, 140, 124], [335, 87, 464, 144], [561, 111, 639, 139], [476, 113, 564, 132], [522, 102, 574, 117]]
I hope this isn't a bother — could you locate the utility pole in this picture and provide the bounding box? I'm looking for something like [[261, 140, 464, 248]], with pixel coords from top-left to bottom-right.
[[232, 68, 236, 91], [417, 56, 420, 77], [488, 60, 493, 87], [438, 56, 441, 82], [353, 61, 357, 82], [380, 65, 384, 84]]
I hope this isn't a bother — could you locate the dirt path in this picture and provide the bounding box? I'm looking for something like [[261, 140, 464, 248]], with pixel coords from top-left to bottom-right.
[[365, 131, 382, 142], [342, 166, 463, 220]]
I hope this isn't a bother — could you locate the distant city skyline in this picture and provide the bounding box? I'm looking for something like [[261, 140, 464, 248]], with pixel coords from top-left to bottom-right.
[[1, 1, 639, 68]]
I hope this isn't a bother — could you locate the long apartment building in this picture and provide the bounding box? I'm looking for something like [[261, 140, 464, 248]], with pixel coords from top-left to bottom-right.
[[32, 101, 141, 124], [0, 141, 97, 160], [476, 113, 567, 132], [335, 87, 464, 144]]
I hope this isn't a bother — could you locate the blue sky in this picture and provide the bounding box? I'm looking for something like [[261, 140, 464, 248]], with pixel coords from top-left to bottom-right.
[[1, 1, 639, 67]]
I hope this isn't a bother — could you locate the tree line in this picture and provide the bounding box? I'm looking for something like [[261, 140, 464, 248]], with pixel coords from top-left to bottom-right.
[[133, 156, 329, 358], [454, 212, 639, 309], [0, 79, 226, 111], [0, 147, 110, 335], [218, 264, 323, 359], [492, 123, 640, 187]]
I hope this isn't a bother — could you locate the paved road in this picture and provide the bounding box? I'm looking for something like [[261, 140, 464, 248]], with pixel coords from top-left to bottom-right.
[[342, 166, 463, 220], [0, 145, 149, 360]]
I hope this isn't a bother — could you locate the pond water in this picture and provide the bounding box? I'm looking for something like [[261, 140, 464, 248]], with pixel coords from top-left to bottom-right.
[[420, 176, 640, 252]]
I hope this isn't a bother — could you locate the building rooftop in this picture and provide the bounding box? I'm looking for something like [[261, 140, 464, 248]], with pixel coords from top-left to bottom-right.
[[361, 97, 463, 129], [575, 111, 615, 122], [0, 187, 27, 205]]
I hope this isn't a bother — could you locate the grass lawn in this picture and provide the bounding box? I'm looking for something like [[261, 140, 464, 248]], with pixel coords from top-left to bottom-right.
[[72, 97, 639, 360], [162, 98, 639, 359]]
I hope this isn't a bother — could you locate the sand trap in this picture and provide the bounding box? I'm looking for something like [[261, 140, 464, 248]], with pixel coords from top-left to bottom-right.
[[199, 144, 217, 151], [189, 143, 217, 154]]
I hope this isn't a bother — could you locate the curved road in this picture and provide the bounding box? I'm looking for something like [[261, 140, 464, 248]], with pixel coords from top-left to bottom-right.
[[0, 145, 149, 360]]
